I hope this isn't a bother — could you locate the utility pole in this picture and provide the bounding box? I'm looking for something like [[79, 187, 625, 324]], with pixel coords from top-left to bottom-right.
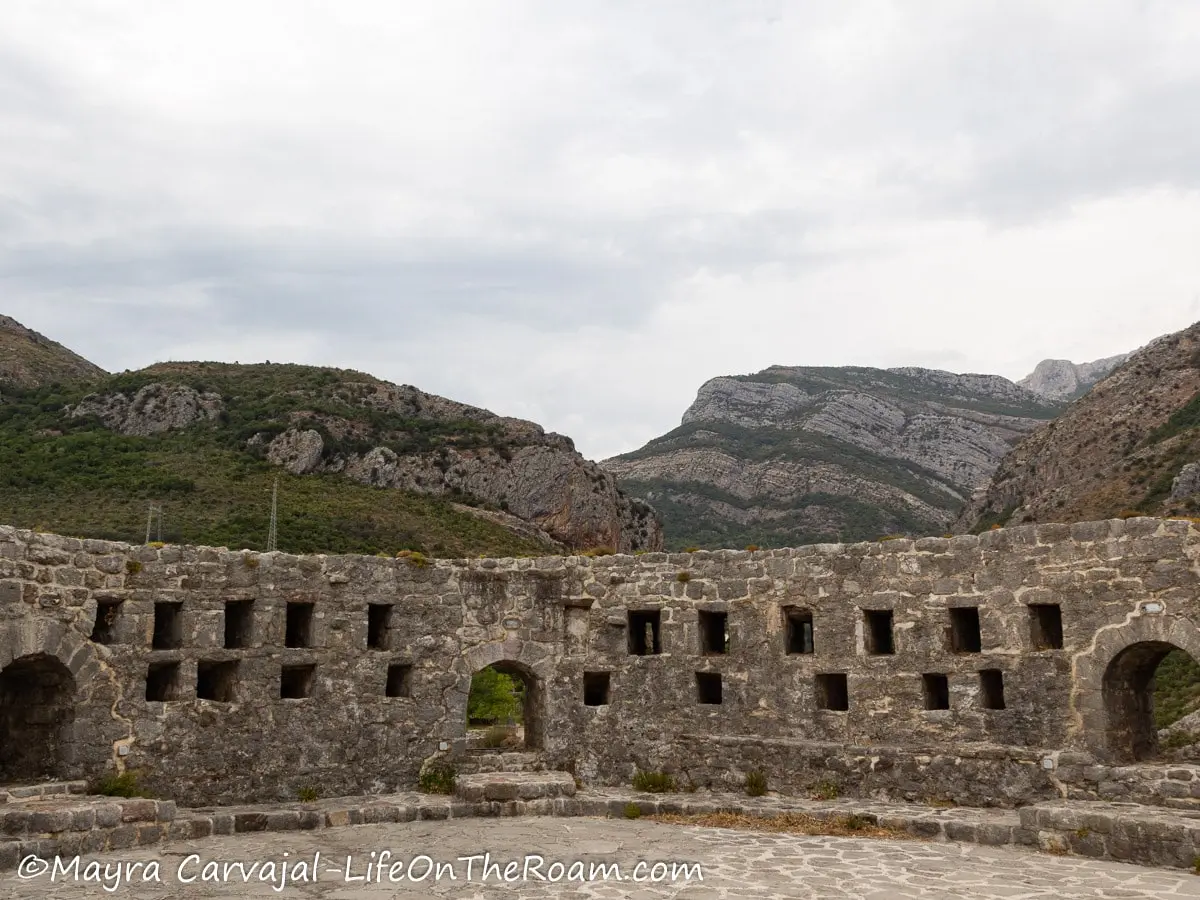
[[266, 478, 279, 552], [144, 503, 163, 544]]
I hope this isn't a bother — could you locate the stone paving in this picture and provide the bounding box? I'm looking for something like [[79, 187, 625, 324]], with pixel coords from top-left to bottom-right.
[[5, 816, 1200, 898]]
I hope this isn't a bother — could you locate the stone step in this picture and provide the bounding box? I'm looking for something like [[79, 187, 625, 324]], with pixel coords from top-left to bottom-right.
[[1, 781, 89, 804], [455, 771, 577, 802], [454, 751, 546, 774], [1018, 800, 1200, 869]]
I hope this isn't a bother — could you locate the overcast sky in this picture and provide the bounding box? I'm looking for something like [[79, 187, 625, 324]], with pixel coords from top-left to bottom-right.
[[2, 1, 1199, 460]]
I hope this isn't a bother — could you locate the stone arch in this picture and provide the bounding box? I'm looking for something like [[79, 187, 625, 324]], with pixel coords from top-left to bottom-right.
[[1072, 610, 1200, 761], [460, 639, 548, 751], [0, 654, 76, 781], [0, 620, 121, 783]]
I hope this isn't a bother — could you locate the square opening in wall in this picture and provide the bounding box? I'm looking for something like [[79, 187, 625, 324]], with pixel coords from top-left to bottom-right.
[[863, 609, 895, 655], [1029, 603, 1063, 650], [386, 664, 412, 698], [922, 673, 950, 710], [784, 607, 814, 654], [815, 673, 849, 711], [91, 600, 123, 645], [949, 607, 982, 653], [280, 664, 316, 700], [627, 610, 661, 655], [583, 671, 611, 706], [368, 603, 393, 650], [695, 672, 722, 704], [698, 610, 728, 655], [979, 669, 1006, 710], [152, 602, 183, 650], [286, 602, 314, 648], [145, 661, 181, 702], [196, 660, 239, 703], [224, 600, 254, 649]]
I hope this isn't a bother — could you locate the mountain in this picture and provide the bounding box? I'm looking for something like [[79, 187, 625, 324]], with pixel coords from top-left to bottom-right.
[[0, 316, 661, 556], [604, 366, 1062, 551], [0, 314, 107, 388], [1018, 353, 1131, 401], [957, 321, 1200, 531]]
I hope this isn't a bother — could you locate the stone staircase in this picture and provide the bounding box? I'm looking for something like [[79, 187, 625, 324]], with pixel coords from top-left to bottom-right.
[[452, 750, 577, 803], [454, 771, 577, 802], [454, 750, 548, 775]]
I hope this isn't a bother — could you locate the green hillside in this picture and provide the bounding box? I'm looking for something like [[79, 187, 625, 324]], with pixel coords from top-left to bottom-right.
[[0, 367, 547, 557]]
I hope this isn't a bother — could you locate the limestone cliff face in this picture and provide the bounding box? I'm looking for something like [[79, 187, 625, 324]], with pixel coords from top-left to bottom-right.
[[264, 425, 661, 554], [605, 366, 1060, 550], [1018, 354, 1130, 401], [70, 383, 224, 436], [73, 366, 662, 554], [957, 322, 1200, 530]]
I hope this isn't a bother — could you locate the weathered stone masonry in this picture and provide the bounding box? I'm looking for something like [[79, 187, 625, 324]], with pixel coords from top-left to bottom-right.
[[1, 517, 1199, 807]]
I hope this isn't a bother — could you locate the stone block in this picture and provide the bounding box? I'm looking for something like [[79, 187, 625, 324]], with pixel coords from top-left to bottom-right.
[[28, 810, 71, 834]]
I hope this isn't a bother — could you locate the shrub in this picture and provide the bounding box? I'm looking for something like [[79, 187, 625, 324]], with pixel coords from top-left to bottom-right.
[[683, 546, 700, 553], [147, 541, 165, 549], [1162, 729, 1199, 750], [842, 814, 872, 831], [242, 553, 259, 568], [632, 770, 676, 793], [580, 546, 615, 557], [676, 572, 690, 583], [125, 560, 142, 576], [93, 771, 148, 798], [297, 786, 319, 802], [811, 780, 840, 800], [418, 761, 456, 795], [745, 770, 768, 797], [624, 802, 642, 819], [744, 544, 760, 552], [397, 550, 429, 568], [481, 724, 515, 749]]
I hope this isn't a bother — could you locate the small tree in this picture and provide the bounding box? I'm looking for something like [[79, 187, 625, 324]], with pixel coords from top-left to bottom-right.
[[467, 666, 524, 724]]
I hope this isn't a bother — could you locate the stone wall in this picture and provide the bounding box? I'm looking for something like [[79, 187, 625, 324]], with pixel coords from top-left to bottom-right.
[[1, 516, 1198, 807]]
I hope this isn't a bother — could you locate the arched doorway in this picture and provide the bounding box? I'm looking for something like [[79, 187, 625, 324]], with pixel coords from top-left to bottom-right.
[[465, 661, 542, 751], [1103, 641, 1200, 762], [0, 654, 76, 782]]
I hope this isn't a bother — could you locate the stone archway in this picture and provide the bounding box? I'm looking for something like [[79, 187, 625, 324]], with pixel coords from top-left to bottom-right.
[[465, 660, 543, 750], [1103, 641, 1184, 761], [460, 639, 549, 752], [1073, 610, 1200, 762], [0, 653, 76, 782]]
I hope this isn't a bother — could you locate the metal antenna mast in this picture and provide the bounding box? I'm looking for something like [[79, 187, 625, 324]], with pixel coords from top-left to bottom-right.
[[266, 477, 279, 552], [144, 503, 163, 544]]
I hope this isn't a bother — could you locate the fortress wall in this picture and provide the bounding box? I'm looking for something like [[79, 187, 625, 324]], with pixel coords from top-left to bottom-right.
[[1, 517, 1197, 805]]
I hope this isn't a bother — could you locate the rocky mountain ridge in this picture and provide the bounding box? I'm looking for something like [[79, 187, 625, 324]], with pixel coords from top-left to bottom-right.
[[0, 314, 107, 388], [957, 321, 1200, 530], [605, 365, 1061, 550], [64, 365, 662, 554], [0, 315, 661, 555], [1018, 353, 1131, 401]]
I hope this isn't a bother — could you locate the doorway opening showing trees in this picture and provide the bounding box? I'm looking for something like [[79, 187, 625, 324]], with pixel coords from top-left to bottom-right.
[[0, 654, 76, 783], [1104, 643, 1200, 762], [465, 661, 541, 751]]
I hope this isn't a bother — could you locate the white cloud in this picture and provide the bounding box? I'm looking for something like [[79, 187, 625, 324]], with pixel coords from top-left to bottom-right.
[[2, 0, 1199, 459]]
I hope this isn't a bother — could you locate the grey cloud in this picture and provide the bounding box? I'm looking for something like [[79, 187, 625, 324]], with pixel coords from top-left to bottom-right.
[[1, 1, 1198, 459]]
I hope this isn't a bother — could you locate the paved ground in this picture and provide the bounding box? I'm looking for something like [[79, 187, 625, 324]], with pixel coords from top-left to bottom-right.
[[5, 817, 1199, 898]]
